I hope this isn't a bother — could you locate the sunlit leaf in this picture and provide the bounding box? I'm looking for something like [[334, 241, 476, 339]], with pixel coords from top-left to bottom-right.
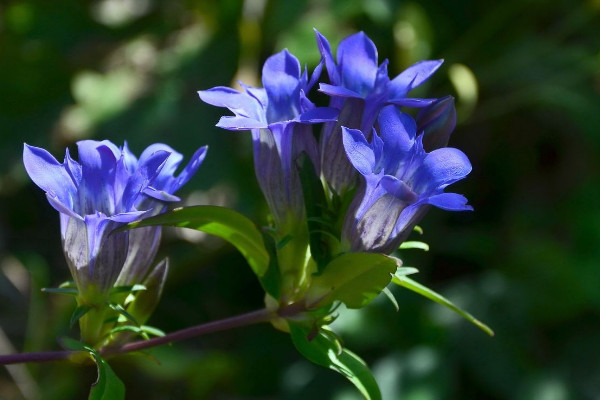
[[392, 275, 494, 336], [398, 241, 429, 251], [125, 206, 269, 277], [290, 324, 382, 400], [305, 253, 398, 309]]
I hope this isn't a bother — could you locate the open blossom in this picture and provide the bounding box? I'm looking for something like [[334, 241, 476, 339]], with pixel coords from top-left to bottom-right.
[[341, 106, 472, 254], [198, 49, 337, 227], [23, 140, 207, 298], [315, 29, 444, 195]]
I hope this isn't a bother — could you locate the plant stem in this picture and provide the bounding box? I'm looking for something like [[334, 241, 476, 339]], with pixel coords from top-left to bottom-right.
[[0, 307, 277, 365]]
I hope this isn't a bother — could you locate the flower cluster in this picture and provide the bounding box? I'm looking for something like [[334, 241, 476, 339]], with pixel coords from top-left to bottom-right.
[[199, 30, 472, 302], [23, 140, 206, 343]]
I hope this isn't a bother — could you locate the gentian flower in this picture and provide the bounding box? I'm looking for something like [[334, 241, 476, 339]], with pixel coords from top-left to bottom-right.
[[315, 29, 444, 195], [341, 106, 472, 254], [23, 140, 207, 300], [198, 49, 337, 228]]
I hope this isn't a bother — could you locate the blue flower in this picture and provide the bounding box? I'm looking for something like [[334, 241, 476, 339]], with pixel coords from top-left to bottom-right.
[[23, 140, 207, 297], [314, 29, 444, 195], [341, 106, 472, 254], [198, 49, 337, 226]]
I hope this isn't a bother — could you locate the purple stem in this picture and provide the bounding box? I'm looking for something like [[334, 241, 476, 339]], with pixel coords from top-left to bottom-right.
[[0, 307, 276, 365]]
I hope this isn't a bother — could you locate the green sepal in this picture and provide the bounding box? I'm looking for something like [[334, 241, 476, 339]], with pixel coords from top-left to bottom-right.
[[305, 253, 399, 309], [109, 284, 146, 295], [392, 275, 494, 336], [398, 241, 430, 251], [125, 258, 168, 326], [42, 287, 78, 296], [290, 324, 382, 400], [107, 302, 139, 326], [124, 206, 269, 278], [70, 305, 93, 328]]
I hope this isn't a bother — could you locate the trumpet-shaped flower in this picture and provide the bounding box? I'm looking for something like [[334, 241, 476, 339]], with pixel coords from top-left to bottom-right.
[[342, 106, 472, 254], [198, 49, 337, 226], [314, 29, 444, 195], [23, 140, 207, 298]]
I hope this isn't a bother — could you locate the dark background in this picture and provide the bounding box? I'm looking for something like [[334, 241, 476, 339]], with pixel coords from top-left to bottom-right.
[[1, 0, 599, 399]]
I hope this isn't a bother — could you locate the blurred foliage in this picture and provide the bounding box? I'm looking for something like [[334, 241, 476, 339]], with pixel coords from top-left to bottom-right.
[[1, 0, 599, 398]]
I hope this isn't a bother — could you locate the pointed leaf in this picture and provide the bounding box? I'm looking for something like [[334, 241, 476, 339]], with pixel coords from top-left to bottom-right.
[[108, 302, 139, 326], [42, 287, 79, 296], [124, 206, 269, 277], [109, 284, 147, 295], [305, 253, 398, 309], [392, 275, 494, 336], [398, 241, 429, 251], [382, 287, 399, 311], [290, 324, 381, 400], [70, 305, 92, 328]]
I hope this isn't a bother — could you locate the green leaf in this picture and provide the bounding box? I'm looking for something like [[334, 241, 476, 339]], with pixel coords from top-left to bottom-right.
[[392, 275, 494, 336], [88, 352, 126, 400], [290, 324, 382, 400], [106, 324, 165, 339], [396, 266, 419, 276], [59, 338, 125, 399], [296, 152, 331, 271], [42, 287, 78, 296], [70, 305, 92, 328], [305, 253, 398, 309], [124, 206, 269, 277], [398, 241, 429, 251]]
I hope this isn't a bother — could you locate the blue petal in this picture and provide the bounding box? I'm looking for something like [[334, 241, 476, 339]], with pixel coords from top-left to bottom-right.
[[387, 97, 437, 108], [378, 106, 416, 154], [217, 116, 266, 130], [169, 145, 208, 194], [389, 60, 444, 99], [319, 83, 362, 99], [380, 175, 418, 203], [297, 107, 339, 123], [23, 144, 78, 212], [120, 149, 171, 211], [198, 87, 264, 122], [425, 193, 473, 211], [314, 29, 340, 84], [143, 186, 181, 202], [342, 127, 375, 176], [77, 140, 120, 215], [412, 147, 472, 193], [262, 49, 302, 123], [337, 31, 378, 97]]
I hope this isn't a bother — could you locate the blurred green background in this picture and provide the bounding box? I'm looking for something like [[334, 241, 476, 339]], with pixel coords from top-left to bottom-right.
[[1, 0, 599, 399]]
